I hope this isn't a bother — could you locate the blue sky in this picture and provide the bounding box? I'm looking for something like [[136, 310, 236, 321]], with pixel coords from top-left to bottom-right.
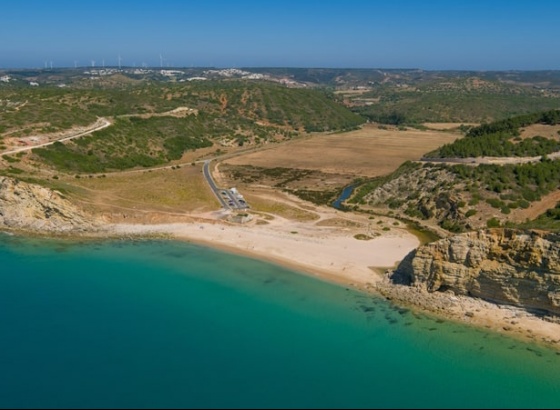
[[1, 0, 559, 70]]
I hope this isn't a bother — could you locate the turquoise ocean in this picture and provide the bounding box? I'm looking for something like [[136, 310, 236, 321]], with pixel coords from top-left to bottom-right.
[[0, 234, 559, 409]]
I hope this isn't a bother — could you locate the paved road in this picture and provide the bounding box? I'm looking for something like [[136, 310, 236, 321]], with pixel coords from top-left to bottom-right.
[[1, 117, 112, 156], [203, 160, 249, 210], [203, 160, 230, 209]]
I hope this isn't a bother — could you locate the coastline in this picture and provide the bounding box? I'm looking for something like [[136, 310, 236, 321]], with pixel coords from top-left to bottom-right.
[[3, 214, 560, 351], [107, 218, 560, 351], [107, 219, 418, 289]]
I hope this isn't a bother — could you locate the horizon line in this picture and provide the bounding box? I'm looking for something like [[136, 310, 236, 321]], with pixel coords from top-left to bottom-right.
[[2, 65, 560, 72]]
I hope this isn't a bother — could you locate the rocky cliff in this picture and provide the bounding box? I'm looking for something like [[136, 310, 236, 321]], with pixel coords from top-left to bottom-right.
[[0, 177, 98, 233], [391, 229, 560, 316]]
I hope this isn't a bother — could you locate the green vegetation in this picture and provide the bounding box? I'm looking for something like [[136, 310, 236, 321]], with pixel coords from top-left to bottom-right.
[[348, 109, 560, 233], [354, 156, 560, 232], [2, 155, 20, 163], [465, 209, 477, 218], [285, 188, 339, 206], [1, 80, 365, 173], [487, 217, 502, 228], [426, 110, 560, 158], [5, 69, 560, 235], [0, 80, 364, 140], [446, 159, 560, 203], [349, 161, 422, 205], [350, 78, 560, 125], [519, 202, 560, 231], [33, 116, 212, 173]]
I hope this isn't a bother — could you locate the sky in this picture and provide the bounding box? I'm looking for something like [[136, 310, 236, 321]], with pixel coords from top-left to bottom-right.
[[1, 0, 559, 70]]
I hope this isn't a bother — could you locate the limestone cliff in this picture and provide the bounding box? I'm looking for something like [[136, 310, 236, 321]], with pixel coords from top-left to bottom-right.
[[392, 229, 560, 316], [0, 177, 98, 233]]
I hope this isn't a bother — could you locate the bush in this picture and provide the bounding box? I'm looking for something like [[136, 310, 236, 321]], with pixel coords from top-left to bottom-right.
[[469, 197, 480, 206], [440, 219, 464, 233], [465, 209, 477, 217], [517, 199, 530, 209], [487, 217, 501, 228], [486, 198, 504, 209]]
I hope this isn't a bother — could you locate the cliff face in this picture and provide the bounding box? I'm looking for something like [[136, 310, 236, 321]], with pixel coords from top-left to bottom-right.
[[392, 229, 560, 315], [0, 177, 98, 233]]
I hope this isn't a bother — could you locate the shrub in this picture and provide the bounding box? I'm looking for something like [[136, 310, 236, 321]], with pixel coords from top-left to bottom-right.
[[487, 217, 501, 228], [465, 209, 477, 218]]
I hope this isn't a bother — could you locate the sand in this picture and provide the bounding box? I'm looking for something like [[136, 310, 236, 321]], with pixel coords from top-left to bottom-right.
[[107, 206, 560, 351], [110, 208, 419, 287]]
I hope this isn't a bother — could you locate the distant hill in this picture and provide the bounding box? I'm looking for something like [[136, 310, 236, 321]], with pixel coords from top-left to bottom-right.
[[3, 67, 560, 126]]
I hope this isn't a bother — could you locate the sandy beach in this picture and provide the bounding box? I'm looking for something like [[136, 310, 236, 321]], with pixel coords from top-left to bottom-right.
[[109, 208, 420, 288], [107, 204, 560, 351]]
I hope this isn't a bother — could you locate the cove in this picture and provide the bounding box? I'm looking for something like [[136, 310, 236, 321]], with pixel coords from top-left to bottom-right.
[[0, 235, 559, 409]]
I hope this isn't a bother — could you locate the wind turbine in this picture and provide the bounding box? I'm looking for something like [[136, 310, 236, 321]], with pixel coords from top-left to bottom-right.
[[74, 60, 78, 69], [160, 54, 163, 68], [118, 54, 122, 69], [91, 60, 95, 68]]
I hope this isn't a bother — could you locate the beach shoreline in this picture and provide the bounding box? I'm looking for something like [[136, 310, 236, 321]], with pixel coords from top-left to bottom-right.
[[3, 209, 560, 351], [104, 216, 560, 351], [107, 218, 417, 290]]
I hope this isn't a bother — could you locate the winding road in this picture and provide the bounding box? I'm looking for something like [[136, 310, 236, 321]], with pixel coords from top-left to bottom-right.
[[1, 117, 112, 156]]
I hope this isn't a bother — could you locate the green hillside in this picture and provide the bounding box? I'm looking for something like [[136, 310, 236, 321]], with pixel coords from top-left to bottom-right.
[[350, 110, 560, 233], [0, 80, 364, 172], [425, 110, 560, 158], [350, 79, 560, 124]]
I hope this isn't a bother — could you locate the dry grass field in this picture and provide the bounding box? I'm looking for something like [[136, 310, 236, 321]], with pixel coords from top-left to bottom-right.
[[224, 124, 461, 178], [519, 124, 560, 140], [66, 164, 217, 217], [1, 124, 463, 224], [423, 122, 478, 130], [214, 124, 462, 218]]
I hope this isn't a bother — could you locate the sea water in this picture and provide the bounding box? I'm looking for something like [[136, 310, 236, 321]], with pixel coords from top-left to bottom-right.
[[0, 234, 559, 409]]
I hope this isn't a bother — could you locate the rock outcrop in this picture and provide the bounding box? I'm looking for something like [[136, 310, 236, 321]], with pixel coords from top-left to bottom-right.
[[0, 177, 98, 233], [392, 229, 560, 316]]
